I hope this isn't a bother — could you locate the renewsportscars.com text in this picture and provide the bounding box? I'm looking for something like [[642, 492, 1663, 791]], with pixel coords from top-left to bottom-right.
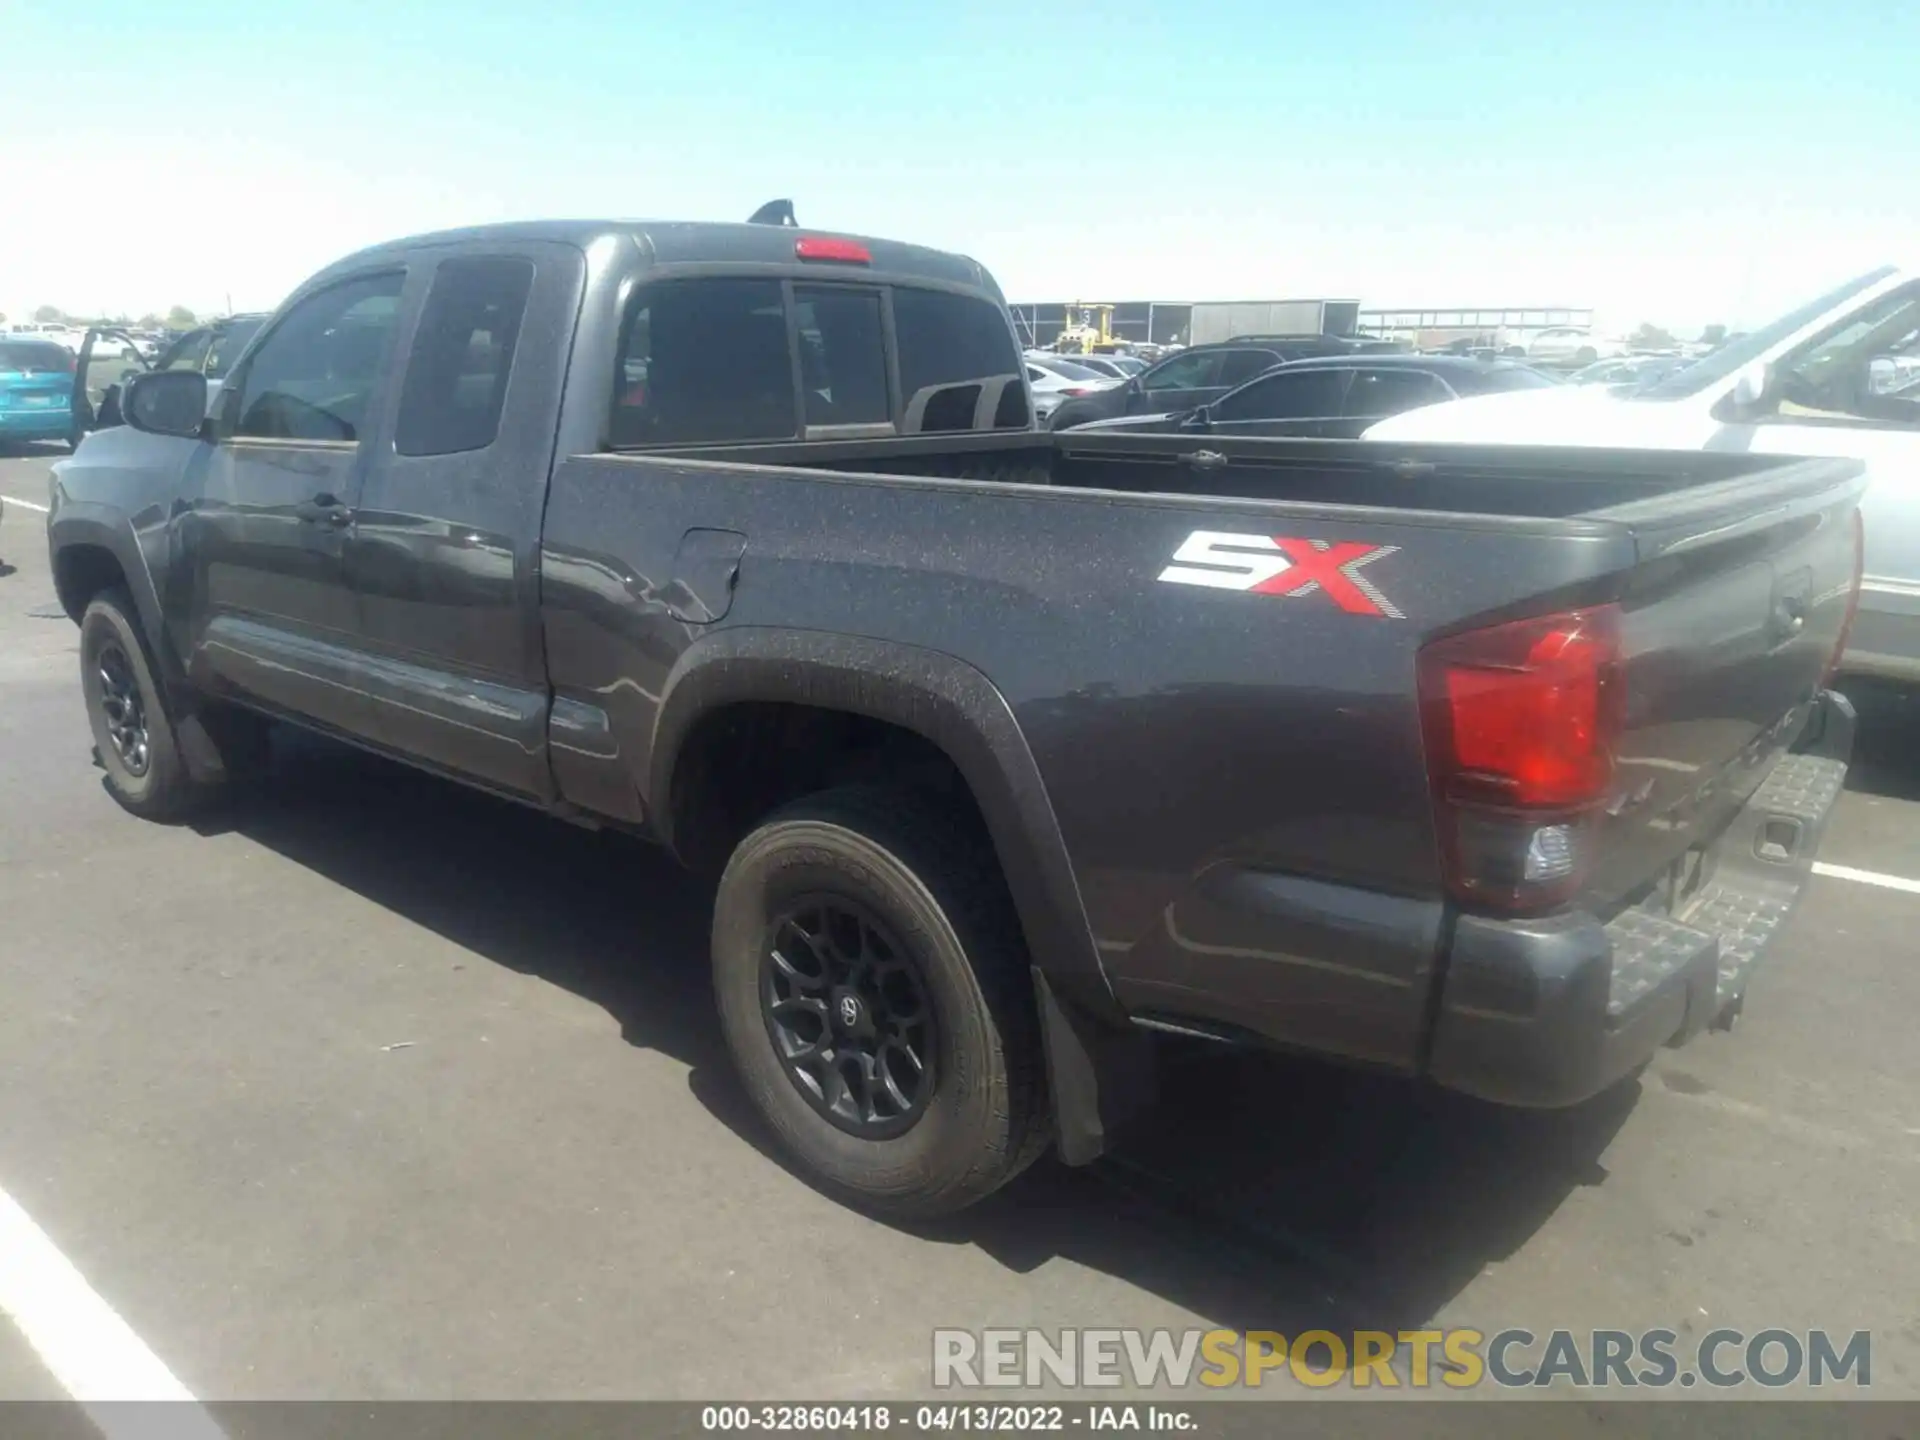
[[932, 1327, 1872, 1390]]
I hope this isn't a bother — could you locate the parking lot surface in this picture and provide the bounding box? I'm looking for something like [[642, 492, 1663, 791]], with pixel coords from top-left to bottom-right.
[[2, 444, 1918, 1402]]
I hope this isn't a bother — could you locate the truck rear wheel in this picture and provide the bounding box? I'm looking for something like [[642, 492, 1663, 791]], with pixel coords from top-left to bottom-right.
[[712, 785, 1050, 1217]]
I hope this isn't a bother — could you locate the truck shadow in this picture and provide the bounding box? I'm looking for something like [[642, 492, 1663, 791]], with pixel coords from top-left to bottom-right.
[[1842, 679, 1920, 802], [217, 732, 1635, 1340]]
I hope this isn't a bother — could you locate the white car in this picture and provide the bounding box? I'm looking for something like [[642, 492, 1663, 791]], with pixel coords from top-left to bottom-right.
[[7, 322, 78, 349], [1519, 326, 1624, 366], [1366, 264, 1920, 683], [1030, 351, 1144, 381], [1024, 360, 1116, 423], [7, 323, 127, 358]]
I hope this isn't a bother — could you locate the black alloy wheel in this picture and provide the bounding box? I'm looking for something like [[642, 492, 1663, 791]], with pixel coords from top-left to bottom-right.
[[761, 897, 936, 1138], [94, 640, 151, 777]]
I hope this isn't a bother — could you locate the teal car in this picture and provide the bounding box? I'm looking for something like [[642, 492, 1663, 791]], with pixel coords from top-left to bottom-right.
[[0, 338, 76, 449]]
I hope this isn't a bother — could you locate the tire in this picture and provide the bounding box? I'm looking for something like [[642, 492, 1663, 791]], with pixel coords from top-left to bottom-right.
[[78, 588, 240, 821], [712, 785, 1050, 1217]]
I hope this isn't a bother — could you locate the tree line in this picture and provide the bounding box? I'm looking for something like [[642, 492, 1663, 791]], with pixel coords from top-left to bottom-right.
[[2, 304, 202, 329]]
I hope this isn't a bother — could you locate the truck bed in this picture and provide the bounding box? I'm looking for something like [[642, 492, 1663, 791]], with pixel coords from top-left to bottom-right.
[[665, 428, 1831, 518], [537, 430, 1861, 1086]]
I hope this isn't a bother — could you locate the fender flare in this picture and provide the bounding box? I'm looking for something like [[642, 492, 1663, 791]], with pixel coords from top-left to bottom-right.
[[48, 505, 239, 782], [650, 626, 1122, 1026], [650, 627, 1154, 1162], [47, 505, 182, 687]]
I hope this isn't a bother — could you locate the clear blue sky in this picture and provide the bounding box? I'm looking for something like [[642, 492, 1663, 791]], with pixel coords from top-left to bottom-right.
[[4, 0, 1913, 334]]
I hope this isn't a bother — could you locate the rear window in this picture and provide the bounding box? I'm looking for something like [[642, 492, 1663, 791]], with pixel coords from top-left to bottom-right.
[[0, 341, 73, 373], [892, 287, 1026, 433], [608, 277, 1029, 445], [612, 278, 797, 446], [795, 285, 891, 429], [1034, 356, 1105, 382]]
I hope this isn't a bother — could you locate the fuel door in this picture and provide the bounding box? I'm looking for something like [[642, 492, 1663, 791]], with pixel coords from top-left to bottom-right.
[[666, 528, 747, 623]]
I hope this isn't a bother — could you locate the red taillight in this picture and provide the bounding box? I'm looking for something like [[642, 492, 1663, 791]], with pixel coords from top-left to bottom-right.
[[1824, 507, 1865, 687], [1062, 386, 1091, 396], [794, 236, 872, 265], [1419, 606, 1624, 910]]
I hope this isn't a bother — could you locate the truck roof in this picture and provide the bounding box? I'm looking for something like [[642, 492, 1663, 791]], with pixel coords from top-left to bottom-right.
[[317, 218, 1001, 298]]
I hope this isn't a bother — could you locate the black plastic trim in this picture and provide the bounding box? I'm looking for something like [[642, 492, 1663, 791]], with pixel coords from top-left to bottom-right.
[[650, 626, 1120, 1024]]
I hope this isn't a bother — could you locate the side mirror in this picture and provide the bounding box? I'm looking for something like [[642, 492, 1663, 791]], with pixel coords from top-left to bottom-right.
[[122, 370, 209, 439], [1731, 361, 1776, 412]]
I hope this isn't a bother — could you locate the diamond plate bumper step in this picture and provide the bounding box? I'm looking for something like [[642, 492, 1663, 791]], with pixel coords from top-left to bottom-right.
[[1604, 753, 1848, 1026]]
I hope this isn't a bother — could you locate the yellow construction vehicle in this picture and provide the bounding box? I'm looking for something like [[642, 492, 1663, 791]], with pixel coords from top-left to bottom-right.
[[1055, 301, 1117, 354]]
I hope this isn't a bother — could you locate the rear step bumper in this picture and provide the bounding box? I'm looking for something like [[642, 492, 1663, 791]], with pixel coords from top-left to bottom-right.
[[1425, 690, 1855, 1109]]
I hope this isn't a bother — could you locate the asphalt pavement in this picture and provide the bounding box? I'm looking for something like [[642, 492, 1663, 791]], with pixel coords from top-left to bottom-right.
[[2, 443, 1917, 1404]]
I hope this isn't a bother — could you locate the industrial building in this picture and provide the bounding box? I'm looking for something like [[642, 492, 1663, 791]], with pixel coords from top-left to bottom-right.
[[1357, 305, 1594, 352], [1008, 298, 1597, 354], [1008, 299, 1360, 350]]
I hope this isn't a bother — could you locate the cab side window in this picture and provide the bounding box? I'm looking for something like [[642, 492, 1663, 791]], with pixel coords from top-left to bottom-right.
[[394, 257, 535, 456], [231, 274, 406, 443], [1773, 283, 1920, 428]]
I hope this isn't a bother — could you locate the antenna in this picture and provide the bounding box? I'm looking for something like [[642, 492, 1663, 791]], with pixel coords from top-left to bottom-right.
[[747, 199, 798, 228]]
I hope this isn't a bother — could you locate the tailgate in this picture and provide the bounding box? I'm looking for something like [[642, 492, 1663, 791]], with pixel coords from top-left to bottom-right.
[[1580, 457, 1865, 912]]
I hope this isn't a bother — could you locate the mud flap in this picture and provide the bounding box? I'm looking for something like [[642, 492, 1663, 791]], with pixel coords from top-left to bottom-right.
[[1034, 968, 1157, 1165]]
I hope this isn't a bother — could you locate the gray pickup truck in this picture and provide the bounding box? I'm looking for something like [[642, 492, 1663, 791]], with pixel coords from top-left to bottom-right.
[[49, 215, 1863, 1216]]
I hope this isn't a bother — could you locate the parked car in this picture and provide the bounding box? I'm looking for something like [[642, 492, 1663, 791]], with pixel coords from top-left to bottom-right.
[[51, 215, 1861, 1219], [0, 338, 76, 449], [70, 313, 269, 448], [7, 322, 85, 352], [1367, 264, 1920, 684], [1520, 326, 1623, 367], [1036, 352, 1136, 382], [1025, 362, 1108, 422], [1027, 353, 1117, 387], [1048, 334, 1399, 430], [1067, 355, 1555, 439]]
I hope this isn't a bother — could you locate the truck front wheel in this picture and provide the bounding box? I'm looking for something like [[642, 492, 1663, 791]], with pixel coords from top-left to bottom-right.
[[80, 588, 265, 820], [712, 786, 1050, 1216]]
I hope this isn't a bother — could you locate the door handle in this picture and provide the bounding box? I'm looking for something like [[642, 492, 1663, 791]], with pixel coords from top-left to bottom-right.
[[295, 493, 352, 527], [1182, 449, 1228, 469]]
